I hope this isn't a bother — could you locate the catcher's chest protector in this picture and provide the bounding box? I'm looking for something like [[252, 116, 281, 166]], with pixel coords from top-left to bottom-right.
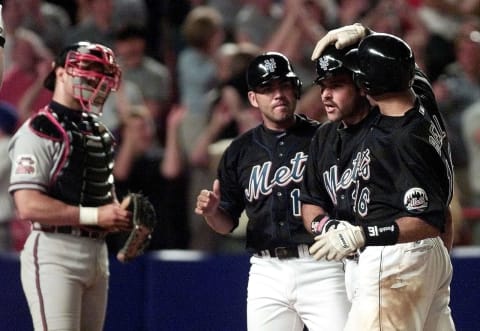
[[30, 109, 115, 207]]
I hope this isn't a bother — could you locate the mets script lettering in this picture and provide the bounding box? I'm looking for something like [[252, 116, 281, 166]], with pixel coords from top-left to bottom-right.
[[323, 149, 371, 214], [245, 152, 307, 201]]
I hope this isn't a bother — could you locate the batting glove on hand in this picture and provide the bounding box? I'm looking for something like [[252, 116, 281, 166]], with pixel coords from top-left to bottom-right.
[[311, 23, 368, 60], [309, 222, 365, 261], [312, 216, 351, 235], [322, 219, 351, 234]]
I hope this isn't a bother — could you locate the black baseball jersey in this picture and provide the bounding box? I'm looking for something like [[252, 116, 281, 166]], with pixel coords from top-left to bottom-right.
[[217, 114, 320, 252], [301, 69, 453, 232]]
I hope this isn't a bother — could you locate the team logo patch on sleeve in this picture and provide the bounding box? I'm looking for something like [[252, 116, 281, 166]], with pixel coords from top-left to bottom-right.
[[15, 155, 37, 175], [403, 187, 428, 213]]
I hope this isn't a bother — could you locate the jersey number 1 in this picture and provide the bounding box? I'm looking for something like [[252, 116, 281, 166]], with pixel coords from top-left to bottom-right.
[[291, 188, 301, 217]]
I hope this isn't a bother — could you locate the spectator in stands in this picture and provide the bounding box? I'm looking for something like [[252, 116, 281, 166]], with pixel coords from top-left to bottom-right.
[[111, 104, 189, 251], [19, 0, 70, 54], [112, 0, 147, 30], [463, 100, 480, 209], [178, 5, 224, 150], [336, 0, 373, 26], [234, 0, 282, 47], [416, 0, 480, 41], [66, 0, 116, 48], [1, 0, 25, 70], [460, 101, 480, 244], [0, 101, 19, 252], [176, 5, 225, 251], [189, 41, 261, 169], [114, 24, 173, 142], [261, 0, 328, 84], [207, 0, 243, 41], [100, 79, 145, 137], [433, 16, 480, 205], [0, 28, 52, 123]]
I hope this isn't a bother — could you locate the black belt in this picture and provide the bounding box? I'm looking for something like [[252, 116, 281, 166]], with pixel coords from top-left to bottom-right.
[[35, 225, 107, 239], [254, 245, 310, 260]]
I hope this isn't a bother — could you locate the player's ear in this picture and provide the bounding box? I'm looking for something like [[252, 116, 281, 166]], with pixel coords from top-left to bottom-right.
[[56, 66, 67, 87], [247, 91, 258, 108]]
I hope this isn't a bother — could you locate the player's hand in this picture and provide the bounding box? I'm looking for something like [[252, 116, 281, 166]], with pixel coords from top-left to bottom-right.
[[321, 219, 352, 234], [309, 222, 366, 261], [97, 203, 132, 232], [311, 23, 368, 60], [311, 216, 350, 235], [195, 179, 221, 217]]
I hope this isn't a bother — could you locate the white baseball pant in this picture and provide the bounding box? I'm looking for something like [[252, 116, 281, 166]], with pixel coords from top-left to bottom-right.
[[344, 237, 456, 331], [21, 230, 109, 331], [247, 247, 350, 331]]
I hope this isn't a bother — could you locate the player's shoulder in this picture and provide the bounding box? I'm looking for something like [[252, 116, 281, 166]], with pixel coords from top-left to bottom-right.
[[295, 113, 322, 131], [393, 110, 440, 154], [313, 120, 339, 139], [222, 125, 259, 156], [29, 111, 64, 141]]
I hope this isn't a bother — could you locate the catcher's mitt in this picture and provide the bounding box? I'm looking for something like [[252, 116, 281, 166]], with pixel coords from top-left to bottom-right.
[[117, 193, 157, 263]]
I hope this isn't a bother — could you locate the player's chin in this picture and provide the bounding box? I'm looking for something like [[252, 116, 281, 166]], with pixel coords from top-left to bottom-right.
[[274, 112, 294, 122], [326, 111, 341, 122]]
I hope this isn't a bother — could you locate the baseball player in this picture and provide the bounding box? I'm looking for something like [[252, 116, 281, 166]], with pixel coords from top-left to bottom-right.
[[8, 41, 132, 331], [195, 52, 350, 331], [301, 25, 456, 331]]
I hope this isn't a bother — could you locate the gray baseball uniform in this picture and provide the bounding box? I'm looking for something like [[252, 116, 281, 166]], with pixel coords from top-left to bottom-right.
[[9, 103, 114, 330]]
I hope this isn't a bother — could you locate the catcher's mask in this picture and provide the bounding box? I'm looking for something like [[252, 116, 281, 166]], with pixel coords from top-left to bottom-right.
[[44, 41, 122, 114], [343, 33, 415, 96], [246, 51, 302, 99]]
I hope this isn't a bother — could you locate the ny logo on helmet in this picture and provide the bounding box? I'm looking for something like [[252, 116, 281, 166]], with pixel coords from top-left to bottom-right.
[[263, 58, 277, 73], [318, 57, 330, 71]]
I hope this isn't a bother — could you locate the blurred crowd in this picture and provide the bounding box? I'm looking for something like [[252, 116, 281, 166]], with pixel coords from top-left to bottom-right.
[[1, 0, 480, 253]]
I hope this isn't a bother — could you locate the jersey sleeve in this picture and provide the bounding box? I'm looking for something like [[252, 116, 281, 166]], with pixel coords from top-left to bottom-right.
[[216, 143, 244, 229], [8, 122, 62, 194], [300, 127, 334, 212], [395, 125, 451, 231]]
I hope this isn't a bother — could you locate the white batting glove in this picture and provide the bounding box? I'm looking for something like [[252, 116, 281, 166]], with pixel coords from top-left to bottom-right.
[[321, 218, 351, 235], [311, 23, 368, 60], [309, 223, 365, 261]]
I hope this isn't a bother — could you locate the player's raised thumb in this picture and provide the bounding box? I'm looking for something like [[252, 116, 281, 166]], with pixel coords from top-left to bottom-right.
[[212, 179, 221, 198]]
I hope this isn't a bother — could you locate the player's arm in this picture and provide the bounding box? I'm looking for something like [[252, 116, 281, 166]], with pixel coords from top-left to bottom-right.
[[394, 216, 440, 243], [300, 128, 335, 235], [367, 133, 447, 245], [302, 203, 328, 234], [201, 208, 236, 235], [13, 189, 131, 230], [195, 179, 236, 235]]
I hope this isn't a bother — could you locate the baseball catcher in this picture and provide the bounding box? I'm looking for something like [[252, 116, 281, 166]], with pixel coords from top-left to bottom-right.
[[118, 193, 157, 262]]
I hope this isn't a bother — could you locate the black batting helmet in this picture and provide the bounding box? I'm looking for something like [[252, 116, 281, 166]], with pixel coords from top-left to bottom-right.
[[343, 33, 415, 95], [246, 52, 302, 98], [314, 44, 357, 84]]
